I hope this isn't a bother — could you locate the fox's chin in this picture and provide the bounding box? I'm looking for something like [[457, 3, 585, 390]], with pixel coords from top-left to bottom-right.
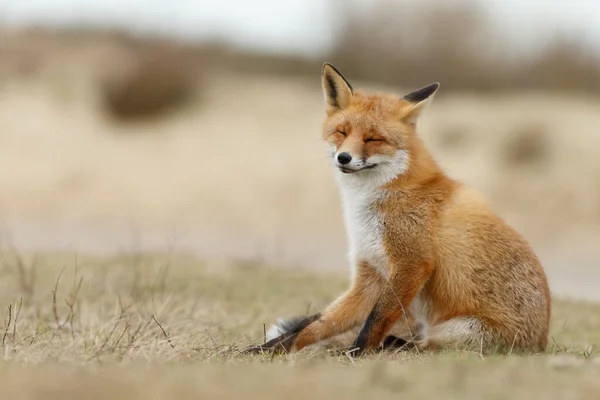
[[338, 164, 377, 174]]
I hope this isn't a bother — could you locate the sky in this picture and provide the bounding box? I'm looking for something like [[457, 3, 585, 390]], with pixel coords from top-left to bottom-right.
[[1, 0, 599, 55]]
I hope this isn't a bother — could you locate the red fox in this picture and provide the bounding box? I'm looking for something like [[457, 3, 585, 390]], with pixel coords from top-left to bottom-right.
[[246, 63, 551, 356]]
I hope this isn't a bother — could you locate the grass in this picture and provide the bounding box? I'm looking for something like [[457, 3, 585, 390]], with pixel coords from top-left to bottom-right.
[[0, 251, 598, 399]]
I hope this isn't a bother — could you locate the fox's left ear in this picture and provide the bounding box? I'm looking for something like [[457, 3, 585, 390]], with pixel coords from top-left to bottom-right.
[[402, 82, 440, 125], [322, 63, 354, 116]]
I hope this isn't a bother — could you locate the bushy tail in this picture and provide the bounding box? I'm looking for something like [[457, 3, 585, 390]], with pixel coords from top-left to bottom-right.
[[265, 316, 308, 341]]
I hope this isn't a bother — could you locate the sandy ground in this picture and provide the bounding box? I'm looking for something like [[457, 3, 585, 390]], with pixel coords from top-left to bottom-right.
[[0, 61, 599, 300]]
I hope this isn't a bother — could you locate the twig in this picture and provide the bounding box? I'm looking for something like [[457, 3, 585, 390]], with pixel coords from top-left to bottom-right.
[[2, 304, 12, 347], [91, 318, 121, 360], [112, 322, 130, 351], [344, 349, 357, 365], [551, 313, 571, 353], [52, 267, 66, 331], [129, 320, 148, 346], [204, 328, 220, 349], [12, 249, 36, 297], [507, 330, 520, 357], [12, 297, 22, 341], [65, 264, 83, 340], [152, 315, 175, 349], [89, 301, 129, 360]]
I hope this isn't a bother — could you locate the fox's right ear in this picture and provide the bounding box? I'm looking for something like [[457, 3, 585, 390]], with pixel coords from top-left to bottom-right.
[[322, 63, 353, 116]]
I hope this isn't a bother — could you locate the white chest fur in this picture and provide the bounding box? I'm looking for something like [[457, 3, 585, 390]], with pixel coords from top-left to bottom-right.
[[338, 180, 389, 278], [332, 149, 410, 279]]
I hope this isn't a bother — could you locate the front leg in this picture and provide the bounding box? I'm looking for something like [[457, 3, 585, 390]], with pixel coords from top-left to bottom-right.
[[292, 282, 377, 351], [244, 261, 383, 354], [352, 260, 432, 356]]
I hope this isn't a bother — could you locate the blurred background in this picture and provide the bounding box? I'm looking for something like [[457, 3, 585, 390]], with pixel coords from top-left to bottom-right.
[[0, 0, 599, 300]]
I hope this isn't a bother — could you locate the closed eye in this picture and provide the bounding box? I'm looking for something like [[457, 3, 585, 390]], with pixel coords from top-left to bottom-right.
[[336, 130, 347, 137], [366, 137, 384, 143]]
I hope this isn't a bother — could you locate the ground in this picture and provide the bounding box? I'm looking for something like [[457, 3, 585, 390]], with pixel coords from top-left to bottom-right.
[[0, 251, 597, 399]]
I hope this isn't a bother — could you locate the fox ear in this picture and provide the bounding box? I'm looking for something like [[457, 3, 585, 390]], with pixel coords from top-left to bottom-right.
[[402, 82, 440, 125], [322, 63, 353, 116]]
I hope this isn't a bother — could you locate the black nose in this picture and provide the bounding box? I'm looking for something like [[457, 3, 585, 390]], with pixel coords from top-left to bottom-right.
[[337, 152, 352, 165]]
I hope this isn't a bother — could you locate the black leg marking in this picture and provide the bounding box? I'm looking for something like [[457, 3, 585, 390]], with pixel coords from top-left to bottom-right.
[[382, 335, 409, 350], [351, 308, 378, 356]]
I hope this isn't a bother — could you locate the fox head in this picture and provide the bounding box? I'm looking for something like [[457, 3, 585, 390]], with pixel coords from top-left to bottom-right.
[[321, 62, 439, 186]]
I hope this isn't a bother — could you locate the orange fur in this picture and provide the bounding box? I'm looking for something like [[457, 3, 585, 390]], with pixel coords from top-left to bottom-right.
[[293, 261, 383, 351], [253, 63, 551, 356]]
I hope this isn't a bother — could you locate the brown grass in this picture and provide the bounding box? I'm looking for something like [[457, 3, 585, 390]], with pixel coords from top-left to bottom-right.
[[0, 250, 596, 399]]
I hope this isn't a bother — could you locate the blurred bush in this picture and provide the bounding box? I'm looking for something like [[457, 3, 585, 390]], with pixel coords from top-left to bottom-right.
[[329, 0, 600, 93], [436, 126, 473, 151], [331, 0, 495, 92], [100, 39, 201, 121], [2, 0, 599, 107], [502, 124, 551, 169]]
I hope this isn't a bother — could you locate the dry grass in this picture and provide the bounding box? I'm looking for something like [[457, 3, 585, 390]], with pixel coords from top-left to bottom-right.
[[0, 250, 597, 399]]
